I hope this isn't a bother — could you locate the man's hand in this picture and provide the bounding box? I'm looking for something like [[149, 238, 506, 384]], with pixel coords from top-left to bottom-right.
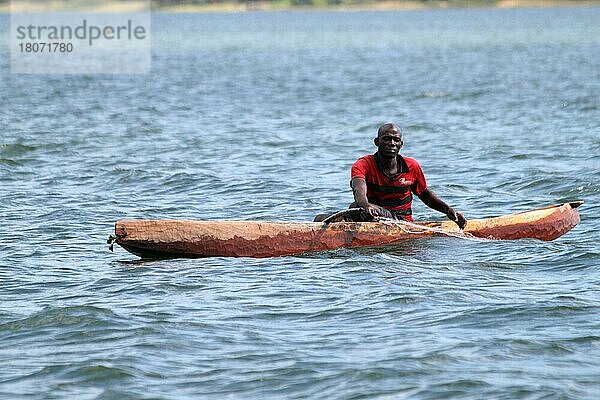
[[446, 208, 467, 230], [356, 202, 386, 220], [418, 189, 467, 229], [356, 203, 374, 220]]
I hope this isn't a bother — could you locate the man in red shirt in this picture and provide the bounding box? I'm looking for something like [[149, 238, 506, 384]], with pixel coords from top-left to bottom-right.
[[316, 123, 467, 229]]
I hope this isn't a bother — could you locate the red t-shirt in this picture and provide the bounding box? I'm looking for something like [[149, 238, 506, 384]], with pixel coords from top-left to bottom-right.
[[350, 153, 427, 221]]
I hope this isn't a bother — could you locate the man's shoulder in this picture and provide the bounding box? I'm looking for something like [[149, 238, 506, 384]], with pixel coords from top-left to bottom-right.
[[401, 155, 421, 168]]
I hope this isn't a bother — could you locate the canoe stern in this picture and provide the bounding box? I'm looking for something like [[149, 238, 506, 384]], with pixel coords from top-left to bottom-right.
[[463, 202, 581, 241]]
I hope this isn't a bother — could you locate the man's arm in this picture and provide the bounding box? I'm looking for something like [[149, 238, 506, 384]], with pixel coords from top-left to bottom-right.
[[418, 188, 467, 229], [351, 177, 385, 218]]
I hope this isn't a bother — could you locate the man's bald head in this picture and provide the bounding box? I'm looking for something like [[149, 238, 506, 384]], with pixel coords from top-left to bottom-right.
[[377, 123, 402, 139]]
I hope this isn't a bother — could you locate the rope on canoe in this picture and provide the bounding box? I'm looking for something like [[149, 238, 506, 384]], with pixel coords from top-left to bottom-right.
[[107, 234, 117, 252], [322, 208, 364, 224], [322, 208, 492, 241], [375, 217, 493, 242], [321, 208, 492, 241]]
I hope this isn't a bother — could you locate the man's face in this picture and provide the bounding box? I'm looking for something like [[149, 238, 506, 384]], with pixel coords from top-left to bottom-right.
[[376, 128, 403, 159]]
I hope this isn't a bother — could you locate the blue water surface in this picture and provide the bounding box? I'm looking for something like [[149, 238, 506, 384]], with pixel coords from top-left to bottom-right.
[[1, 6, 600, 399]]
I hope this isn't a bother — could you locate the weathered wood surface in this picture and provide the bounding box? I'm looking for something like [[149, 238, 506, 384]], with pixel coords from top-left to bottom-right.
[[114, 202, 582, 259]]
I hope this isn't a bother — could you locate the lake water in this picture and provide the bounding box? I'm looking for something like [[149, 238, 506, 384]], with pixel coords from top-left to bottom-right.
[[1, 6, 600, 399]]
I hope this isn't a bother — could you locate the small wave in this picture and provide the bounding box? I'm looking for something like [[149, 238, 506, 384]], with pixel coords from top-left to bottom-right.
[[0, 158, 22, 166], [1, 305, 127, 331], [2, 363, 138, 387], [418, 91, 449, 98], [0, 143, 37, 155]]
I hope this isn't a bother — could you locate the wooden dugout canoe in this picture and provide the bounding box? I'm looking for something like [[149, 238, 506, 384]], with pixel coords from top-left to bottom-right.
[[112, 201, 582, 259]]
